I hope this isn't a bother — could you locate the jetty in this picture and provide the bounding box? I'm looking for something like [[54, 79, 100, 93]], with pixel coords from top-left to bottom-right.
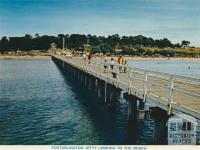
[[52, 54, 200, 144]]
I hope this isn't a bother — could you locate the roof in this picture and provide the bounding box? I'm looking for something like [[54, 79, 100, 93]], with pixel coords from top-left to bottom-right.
[[168, 114, 198, 125]]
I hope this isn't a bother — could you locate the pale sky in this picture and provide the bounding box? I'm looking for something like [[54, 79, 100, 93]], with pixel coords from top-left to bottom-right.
[[0, 0, 200, 46]]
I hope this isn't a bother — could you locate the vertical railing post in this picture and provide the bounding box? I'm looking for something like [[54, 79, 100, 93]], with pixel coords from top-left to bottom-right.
[[85, 60, 87, 71], [104, 82, 107, 102], [108, 62, 111, 79], [100, 63, 103, 78], [116, 65, 120, 88], [128, 69, 133, 94], [80, 59, 83, 68], [96, 63, 98, 76], [83, 59, 85, 70], [86, 59, 88, 72], [143, 71, 148, 102], [168, 75, 174, 115], [90, 61, 92, 73]]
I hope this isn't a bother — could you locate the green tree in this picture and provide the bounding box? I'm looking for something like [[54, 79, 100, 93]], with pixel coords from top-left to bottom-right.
[[181, 40, 190, 47], [0, 36, 9, 53]]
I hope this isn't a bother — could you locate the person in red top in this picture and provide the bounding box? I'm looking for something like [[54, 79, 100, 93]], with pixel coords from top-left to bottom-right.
[[88, 53, 92, 64], [88, 53, 92, 60]]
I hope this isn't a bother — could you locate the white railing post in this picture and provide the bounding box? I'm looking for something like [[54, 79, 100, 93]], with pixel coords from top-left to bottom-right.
[[95, 63, 98, 75], [103, 61, 108, 80], [143, 71, 148, 102], [80, 59, 83, 68], [100, 63, 103, 78], [168, 75, 174, 115], [105, 81, 107, 102], [86, 60, 88, 72], [116, 65, 120, 87], [107, 63, 110, 78], [90, 61, 92, 73], [128, 69, 133, 94]]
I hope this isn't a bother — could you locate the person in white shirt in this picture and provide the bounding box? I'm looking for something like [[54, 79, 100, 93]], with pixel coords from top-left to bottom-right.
[[110, 58, 114, 70], [83, 53, 86, 59]]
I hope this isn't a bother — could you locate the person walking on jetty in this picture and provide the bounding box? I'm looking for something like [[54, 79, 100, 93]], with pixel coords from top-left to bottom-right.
[[124, 60, 128, 73], [110, 57, 117, 78], [104, 60, 108, 73], [88, 53, 92, 64], [118, 56, 123, 72], [121, 56, 127, 73], [110, 58, 114, 70], [118, 56, 122, 64], [83, 53, 87, 59], [121, 56, 125, 65]]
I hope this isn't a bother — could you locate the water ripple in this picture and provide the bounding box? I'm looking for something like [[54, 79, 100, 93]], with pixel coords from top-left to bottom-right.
[[0, 60, 155, 145]]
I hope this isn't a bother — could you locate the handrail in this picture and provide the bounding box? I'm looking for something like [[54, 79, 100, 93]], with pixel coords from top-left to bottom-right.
[[53, 55, 200, 116], [56, 55, 200, 82]]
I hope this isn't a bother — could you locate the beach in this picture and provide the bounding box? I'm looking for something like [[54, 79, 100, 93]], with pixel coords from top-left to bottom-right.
[[0, 55, 200, 61], [0, 55, 51, 60]]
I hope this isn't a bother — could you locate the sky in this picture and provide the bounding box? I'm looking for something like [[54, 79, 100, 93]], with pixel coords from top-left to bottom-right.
[[0, 0, 199, 46]]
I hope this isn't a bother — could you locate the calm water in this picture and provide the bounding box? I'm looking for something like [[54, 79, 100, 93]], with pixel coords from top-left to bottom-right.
[[0, 59, 199, 145], [128, 60, 200, 78], [0, 60, 154, 145]]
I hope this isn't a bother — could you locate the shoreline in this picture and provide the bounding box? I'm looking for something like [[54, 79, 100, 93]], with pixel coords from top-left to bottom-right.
[[0, 55, 51, 60], [0, 55, 200, 61]]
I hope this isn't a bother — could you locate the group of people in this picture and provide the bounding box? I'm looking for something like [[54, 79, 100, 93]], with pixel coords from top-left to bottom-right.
[[83, 53, 92, 60], [83, 53, 92, 64], [82, 53, 127, 73], [104, 55, 127, 73]]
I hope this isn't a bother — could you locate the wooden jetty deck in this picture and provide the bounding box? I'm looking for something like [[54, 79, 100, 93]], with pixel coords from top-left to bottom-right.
[[52, 55, 200, 123]]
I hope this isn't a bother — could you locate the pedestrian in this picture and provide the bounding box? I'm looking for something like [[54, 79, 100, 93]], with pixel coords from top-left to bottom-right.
[[118, 56, 123, 72], [83, 53, 86, 59], [122, 56, 125, 65], [88, 53, 92, 64], [124, 60, 128, 73], [110, 57, 114, 70], [104, 60, 107, 73], [118, 56, 121, 64]]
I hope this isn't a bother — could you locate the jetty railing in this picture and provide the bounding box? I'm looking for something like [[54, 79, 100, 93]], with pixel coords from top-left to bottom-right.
[[54, 55, 200, 120]]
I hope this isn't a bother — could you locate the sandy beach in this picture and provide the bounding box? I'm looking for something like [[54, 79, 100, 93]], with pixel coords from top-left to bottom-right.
[[0, 55, 200, 61], [0, 55, 51, 60]]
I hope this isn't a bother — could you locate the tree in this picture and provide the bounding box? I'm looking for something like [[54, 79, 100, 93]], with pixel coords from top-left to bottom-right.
[[35, 33, 40, 38], [181, 40, 190, 47], [58, 34, 64, 39], [0, 33, 182, 53], [145, 50, 154, 56], [68, 34, 87, 48], [87, 34, 99, 46], [0, 36, 9, 53], [25, 34, 32, 39], [106, 34, 120, 48], [174, 43, 181, 48], [99, 43, 114, 54]]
